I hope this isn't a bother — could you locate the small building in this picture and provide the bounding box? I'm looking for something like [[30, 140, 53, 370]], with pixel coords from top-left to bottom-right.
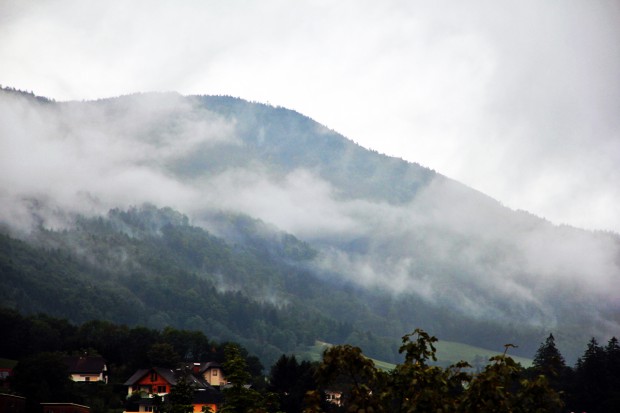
[[325, 390, 343, 407], [40, 402, 90, 413], [124, 368, 177, 397], [191, 387, 223, 413], [0, 393, 26, 413], [0, 359, 18, 389], [64, 356, 108, 383], [198, 362, 227, 387], [123, 367, 222, 413]]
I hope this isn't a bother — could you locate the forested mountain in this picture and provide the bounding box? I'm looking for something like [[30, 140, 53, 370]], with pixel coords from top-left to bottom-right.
[[0, 205, 532, 366], [1, 87, 619, 364]]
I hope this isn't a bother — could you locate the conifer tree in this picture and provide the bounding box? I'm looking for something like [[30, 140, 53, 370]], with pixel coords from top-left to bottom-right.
[[533, 333, 566, 377], [573, 337, 607, 413]]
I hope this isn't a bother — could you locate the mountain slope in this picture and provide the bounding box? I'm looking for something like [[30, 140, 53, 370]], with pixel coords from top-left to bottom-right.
[[1, 87, 619, 363], [1, 206, 360, 365], [0, 204, 538, 367]]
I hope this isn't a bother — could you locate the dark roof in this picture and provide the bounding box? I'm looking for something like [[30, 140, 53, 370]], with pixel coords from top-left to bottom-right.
[[124, 369, 149, 386], [0, 393, 26, 400], [199, 361, 222, 374], [40, 402, 91, 409], [193, 388, 223, 404], [64, 356, 106, 374], [123, 368, 178, 386], [156, 368, 178, 385]]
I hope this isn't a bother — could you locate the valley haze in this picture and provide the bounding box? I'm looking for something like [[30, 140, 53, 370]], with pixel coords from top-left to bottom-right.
[[1, 88, 618, 364]]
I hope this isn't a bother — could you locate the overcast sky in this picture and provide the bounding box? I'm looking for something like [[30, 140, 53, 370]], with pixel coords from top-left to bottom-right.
[[1, 0, 619, 232]]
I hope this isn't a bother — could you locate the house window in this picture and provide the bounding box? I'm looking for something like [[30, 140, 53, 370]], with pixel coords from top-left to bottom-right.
[[212, 370, 218, 376], [157, 385, 166, 393], [151, 372, 157, 382]]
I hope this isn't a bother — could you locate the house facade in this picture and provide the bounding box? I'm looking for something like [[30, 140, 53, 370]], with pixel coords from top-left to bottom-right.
[[198, 362, 227, 387], [0, 393, 26, 413], [0, 358, 17, 389], [124, 368, 177, 398], [124, 367, 222, 413], [64, 356, 108, 383]]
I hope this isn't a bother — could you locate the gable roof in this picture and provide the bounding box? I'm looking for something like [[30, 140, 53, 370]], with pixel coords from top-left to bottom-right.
[[193, 387, 224, 404], [123, 368, 178, 386], [64, 356, 107, 374], [199, 361, 222, 374]]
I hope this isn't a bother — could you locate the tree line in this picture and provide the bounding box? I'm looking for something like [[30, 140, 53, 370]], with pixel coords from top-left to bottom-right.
[[3, 307, 620, 412]]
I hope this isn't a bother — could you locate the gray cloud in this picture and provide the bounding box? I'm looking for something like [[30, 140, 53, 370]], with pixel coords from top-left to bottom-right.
[[1, 88, 619, 346], [1, 0, 619, 233], [0, 92, 237, 229], [1, 0, 619, 350]]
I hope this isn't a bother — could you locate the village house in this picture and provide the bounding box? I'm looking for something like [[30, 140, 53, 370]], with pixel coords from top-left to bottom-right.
[[0, 393, 26, 413], [325, 390, 343, 407], [194, 362, 227, 387], [0, 358, 17, 389], [124, 367, 177, 398], [63, 356, 108, 384], [123, 367, 222, 413]]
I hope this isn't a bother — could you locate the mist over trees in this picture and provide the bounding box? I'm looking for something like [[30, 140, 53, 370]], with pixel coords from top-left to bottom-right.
[[1, 86, 619, 365], [0, 203, 553, 366]]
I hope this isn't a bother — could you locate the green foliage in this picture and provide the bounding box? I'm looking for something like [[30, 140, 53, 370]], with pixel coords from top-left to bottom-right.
[[11, 351, 73, 411], [0, 203, 548, 367], [460, 346, 562, 413], [533, 334, 566, 378], [312, 330, 563, 413], [148, 343, 181, 369], [388, 330, 470, 412], [316, 344, 386, 412], [166, 375, 195, 413], [4, 308, 614, 413], [221, 344, 273, 413], [268, 355, 318, 413], [0, 206, 359, 367], [567, 336, 620, 413]]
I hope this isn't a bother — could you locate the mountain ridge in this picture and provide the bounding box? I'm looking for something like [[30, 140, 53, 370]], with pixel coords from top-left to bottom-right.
[[1, 87, 618, 364]]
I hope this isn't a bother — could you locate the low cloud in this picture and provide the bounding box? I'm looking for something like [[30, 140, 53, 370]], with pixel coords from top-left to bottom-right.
[[1, 89, 619, 344], [0, 91, 236, 229]]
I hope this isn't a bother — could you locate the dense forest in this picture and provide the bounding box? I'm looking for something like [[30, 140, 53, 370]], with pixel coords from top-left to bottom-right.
[[1, 205, 546, 367], [3, 87, 619, 366], [2, 308, 619, 412], [0, 205, 392, 366]]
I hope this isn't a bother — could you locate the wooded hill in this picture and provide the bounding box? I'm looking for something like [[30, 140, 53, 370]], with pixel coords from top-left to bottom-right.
[[1, 87, 619, 365], [1, 205, 536, 367]]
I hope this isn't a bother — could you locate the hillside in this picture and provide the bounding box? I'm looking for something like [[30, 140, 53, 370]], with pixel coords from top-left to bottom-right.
[[1, 87, 619, 364], [0, 205, 535, 366]]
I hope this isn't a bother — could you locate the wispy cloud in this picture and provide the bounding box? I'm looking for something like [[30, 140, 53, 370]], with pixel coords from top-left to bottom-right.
[[0, 92, 236, 229], [1, 89, 619, 345], [1, 1, 618, 233]]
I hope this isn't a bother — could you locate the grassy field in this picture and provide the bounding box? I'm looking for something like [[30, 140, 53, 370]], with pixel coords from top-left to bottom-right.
[[435, 340, 533, 368], [302, 339, 532, 371]]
